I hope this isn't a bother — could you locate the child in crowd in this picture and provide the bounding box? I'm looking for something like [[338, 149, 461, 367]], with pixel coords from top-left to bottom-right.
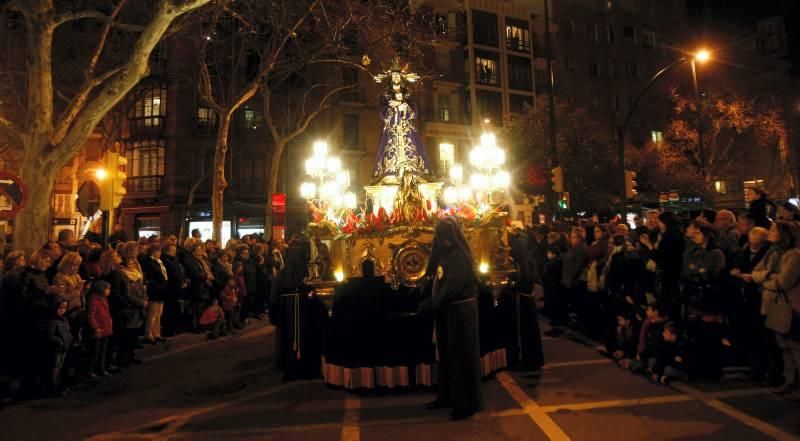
[[46, 297, 72, 396], [219, 273, 240, 332], [650, 321, 689, 384], [627, 303, 667, 373], [87, 281, 113, 379], [199, 299, 226, 340], [607, 312, 640, 366]]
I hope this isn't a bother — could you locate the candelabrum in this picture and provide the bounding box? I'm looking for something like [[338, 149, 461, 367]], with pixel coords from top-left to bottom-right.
[[300, 141, 357, 224], [442, 132, 510, 211]]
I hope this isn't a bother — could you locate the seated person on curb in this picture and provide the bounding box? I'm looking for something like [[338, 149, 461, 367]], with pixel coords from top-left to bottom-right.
[[198, 299, 227, 339], [607, 312, 640, 366], [650, 321, 689, 384], [626, 303, 667, 373]]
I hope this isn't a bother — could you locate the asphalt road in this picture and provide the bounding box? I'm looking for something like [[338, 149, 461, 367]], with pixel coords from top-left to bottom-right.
[[1, 317, 799, 441]]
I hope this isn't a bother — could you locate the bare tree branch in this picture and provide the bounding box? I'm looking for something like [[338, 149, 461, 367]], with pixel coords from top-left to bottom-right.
[[54, 10, 145, 32]]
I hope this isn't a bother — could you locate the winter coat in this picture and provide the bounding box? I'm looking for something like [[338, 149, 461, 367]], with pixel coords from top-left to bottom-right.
[[103, 270, 146, 330], [752, 247, 800, 316], [184, 255, 211, 302], [651, 230, 685, 280], [141, 257, 168, 302], [2, 268, 25, 323], [47, 300, 72, 352], [212, 260, 233, 297], [19, 267, 51, 321], [219, 285, 239, 311], [52, 272, 85, 312], [651, 337, 689, 376], [87, 294, 113, 337], [561, 244, 589, 289], [162, 254, 186, 299], [199, 305, 224, 326], [637, 317, 667, 359]]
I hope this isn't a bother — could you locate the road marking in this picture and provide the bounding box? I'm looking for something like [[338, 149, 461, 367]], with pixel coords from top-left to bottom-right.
[[341, 395, 361, 441], [145, 324, 274, 363], [497, 372, 571, 441], [671, 382, 800, 441], [544, 359, 611, 369], [540, 394, 693, 413], [86, 380, 309, 441]]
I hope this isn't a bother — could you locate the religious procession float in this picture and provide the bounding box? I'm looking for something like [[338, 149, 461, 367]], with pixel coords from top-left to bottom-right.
[[275, 59, 543, 389]]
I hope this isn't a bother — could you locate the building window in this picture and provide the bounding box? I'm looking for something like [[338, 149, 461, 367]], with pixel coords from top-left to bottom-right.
[[509, 94, 533, 114], [342, 67, 360, 101], [476, 90, 502, 124], [642, 31, 656, 49], [563, 19, 575, 38], [625, 61, 639, 78], [196, 106, 217, 128], [239, 158, 265, 190], [650, 130, 663, 143], [714, 180, 727, 194], [435, 12, 457, 37], [607, 25, 615, 44], [608, 60, 616, 78], [565, 55, 576, 72], [243, 106, 261, 129], [472, 10, 498, 47], [508, 56, 532, 90], [589, 61, 600, 78], [475, 53, 499, 85], [136, 216, 161, 239], [588, 24, 599, 44], [438, 94, 451, 122], [505, 18, 530, 52], [125, 138, 165, 192], [623, 26, 636, 43], [343, 115, 360, 150], [131, 86, 167, 129]]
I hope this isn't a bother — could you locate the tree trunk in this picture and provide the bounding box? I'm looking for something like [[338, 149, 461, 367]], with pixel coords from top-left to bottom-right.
[[178, 175, 207, 241], [266, 140, 287, 235], [12, 161, 56, 255], [212, 113, 232, 242]]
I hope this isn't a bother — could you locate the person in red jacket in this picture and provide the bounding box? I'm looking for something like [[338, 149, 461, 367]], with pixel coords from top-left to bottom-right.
[[87, 280, 113, 378], [199, 299, 226, 339], [219, 277, 240, 332]]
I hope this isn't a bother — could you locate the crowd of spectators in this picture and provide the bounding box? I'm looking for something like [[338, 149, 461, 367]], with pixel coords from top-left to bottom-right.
[[0, 226, 288, 400], [512, 191, 800, 398]]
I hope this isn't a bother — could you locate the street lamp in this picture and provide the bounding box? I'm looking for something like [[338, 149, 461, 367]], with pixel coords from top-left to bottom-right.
[[616, 48, 712, 216], [95, 168, 108, 181], [300, 140, 355, 223]]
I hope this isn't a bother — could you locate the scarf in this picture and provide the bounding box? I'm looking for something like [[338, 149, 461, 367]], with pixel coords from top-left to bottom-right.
[[120, 262, 143, 282]]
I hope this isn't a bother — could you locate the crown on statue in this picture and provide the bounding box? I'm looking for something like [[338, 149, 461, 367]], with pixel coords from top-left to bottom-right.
[[373, 56, 420, 85]]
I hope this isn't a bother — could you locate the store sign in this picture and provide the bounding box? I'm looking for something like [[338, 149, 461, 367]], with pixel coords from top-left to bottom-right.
[[272, 193, 287, 241]]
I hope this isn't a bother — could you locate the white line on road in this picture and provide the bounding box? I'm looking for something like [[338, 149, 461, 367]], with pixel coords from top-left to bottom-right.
[[497, 371, 572, 441], [671, 382, 800, 441], [544, 359, 611, 369], [341, 395, 361, 441]]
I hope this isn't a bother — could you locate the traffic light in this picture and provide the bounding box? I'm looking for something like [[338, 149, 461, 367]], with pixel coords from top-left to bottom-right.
[[624, 170, 637, 199], [99, 152, 128, 210], [558, 192, 570, 210], [550, 166, 564, 193]]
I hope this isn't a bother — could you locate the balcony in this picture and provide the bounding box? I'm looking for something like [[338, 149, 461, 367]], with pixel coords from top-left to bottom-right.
[[127, 176, 163, 193], [129, 116, 165, 133], [423, 109, 470, 125]]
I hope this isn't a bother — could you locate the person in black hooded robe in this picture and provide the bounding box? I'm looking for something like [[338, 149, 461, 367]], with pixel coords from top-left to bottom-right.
[[418, 217, 483, 420]]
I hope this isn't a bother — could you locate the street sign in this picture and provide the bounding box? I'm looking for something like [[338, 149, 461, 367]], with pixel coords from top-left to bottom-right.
[[0, 171, 28, 219], [76, 181, 101, 217]]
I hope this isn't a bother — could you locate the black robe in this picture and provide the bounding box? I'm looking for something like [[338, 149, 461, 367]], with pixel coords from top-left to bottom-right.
[[427, 248, 483, 414]]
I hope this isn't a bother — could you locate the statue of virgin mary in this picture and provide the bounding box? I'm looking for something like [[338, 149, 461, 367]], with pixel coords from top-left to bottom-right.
[[371, 59, 432, 185]]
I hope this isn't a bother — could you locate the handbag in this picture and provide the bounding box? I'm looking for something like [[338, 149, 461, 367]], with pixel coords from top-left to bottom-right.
[[764, 289, 793, 335]]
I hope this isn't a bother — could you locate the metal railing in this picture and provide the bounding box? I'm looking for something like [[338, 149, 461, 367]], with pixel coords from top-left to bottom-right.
[[126, 176, 163, 193]]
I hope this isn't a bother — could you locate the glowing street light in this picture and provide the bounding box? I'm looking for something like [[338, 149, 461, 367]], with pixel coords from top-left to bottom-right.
[[95, 168, 108, 180], [694, 49, 711, 63]]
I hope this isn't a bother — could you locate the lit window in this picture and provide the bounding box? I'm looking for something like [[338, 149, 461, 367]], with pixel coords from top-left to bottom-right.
[[243, 106, 261, 129], [131, 86, 167, 128], [505, 19, 530, 51], [197, 106, 217, 128], [476, 56, 498, 85], [650, 130, 663, 143], [714, 180, 727, 194]]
